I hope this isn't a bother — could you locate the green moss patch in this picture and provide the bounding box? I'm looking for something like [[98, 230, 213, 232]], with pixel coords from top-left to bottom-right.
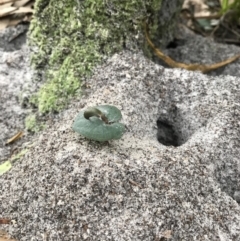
[[25, 114, 45, 132], [29, 0, 162, 113]]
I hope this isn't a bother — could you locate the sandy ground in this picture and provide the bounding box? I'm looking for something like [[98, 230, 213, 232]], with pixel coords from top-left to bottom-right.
[[0, 19, 240, 240], [1, 21, 240, 169], [0, 24, 37, 165]]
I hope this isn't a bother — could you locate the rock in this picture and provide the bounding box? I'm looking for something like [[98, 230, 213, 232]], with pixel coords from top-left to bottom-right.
[[1, 50, 239, 240]]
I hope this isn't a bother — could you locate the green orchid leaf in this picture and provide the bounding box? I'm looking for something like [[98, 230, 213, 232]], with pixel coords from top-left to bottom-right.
[[72, 105, 125, 142]]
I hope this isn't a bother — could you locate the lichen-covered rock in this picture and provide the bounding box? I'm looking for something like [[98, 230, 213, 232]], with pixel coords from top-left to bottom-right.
[[1, 50, 239, 240], [29, 0, 183, 113]]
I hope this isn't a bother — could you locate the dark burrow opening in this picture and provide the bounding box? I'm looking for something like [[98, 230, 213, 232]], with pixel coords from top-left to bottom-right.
[[156, 104, 188, 147], [156, 117, 189, 147], [156, 103, 202, 147], [157, 119, 179, 147], [156, 112, 240, 204]]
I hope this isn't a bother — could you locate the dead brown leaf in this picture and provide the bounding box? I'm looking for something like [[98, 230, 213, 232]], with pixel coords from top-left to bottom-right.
[[183, 0, 213, 18], [0, 0, 34, 29], [129, 179, 143, 189], [13, 0, 31, 7], [0, 2, 12, 9], [0, 218, 11, 225], [0, 6, 17, 17], [0, 229, 17, 241], [0, 0, 20, 5], [161, 229, 172, 239], [5, 131, 23, 145], [11, 6, 33, 14]]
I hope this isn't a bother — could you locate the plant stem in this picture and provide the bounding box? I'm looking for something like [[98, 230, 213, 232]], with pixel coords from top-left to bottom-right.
[[84, 107, 109, 124]]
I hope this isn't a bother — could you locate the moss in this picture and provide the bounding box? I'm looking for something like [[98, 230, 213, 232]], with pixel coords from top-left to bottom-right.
[[25, 114, 45, 132], [29, 0, 165, 113]]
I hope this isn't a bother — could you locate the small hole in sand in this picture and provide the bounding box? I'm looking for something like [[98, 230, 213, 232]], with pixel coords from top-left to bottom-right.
[[157, 119, 179, 147]]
